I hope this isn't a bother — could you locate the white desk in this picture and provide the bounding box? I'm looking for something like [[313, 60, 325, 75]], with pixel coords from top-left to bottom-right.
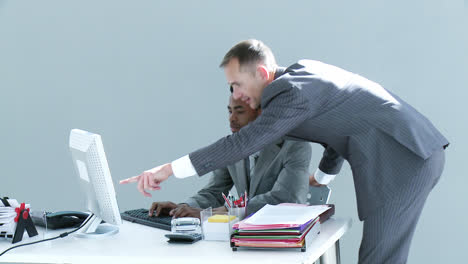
[[0, 217, 351, 264]]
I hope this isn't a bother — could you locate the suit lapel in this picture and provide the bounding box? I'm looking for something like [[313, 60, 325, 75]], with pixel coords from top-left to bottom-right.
[[229, 160, 248, 194], [249, 140, 284, 196]]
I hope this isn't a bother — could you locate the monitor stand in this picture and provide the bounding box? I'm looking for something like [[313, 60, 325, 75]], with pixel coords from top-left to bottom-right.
[[75, 214, 119, 238]]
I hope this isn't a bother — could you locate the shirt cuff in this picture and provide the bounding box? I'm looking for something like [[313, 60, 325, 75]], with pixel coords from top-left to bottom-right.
[[314, 168, 336, 185], [171, 155, 198, 178]]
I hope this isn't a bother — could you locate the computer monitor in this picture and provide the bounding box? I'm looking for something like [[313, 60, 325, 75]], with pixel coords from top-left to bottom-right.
[[69, 129, 122, 237]]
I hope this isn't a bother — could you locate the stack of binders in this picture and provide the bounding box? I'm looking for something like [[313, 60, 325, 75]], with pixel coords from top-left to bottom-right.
[[230, 204, 333, 252]]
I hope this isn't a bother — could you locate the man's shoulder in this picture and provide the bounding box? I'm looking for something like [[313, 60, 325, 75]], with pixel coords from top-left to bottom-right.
[[264, 60, 325, 96], [258, 139, 311, 166], [282, 59, 353, 83]]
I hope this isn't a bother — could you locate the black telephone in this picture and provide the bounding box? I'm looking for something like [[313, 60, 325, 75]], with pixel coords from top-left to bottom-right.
[[31, 211, 90, 230]]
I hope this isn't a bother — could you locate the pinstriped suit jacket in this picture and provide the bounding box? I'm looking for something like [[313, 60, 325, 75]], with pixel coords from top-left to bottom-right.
[[184, 139, 311, 215], [190, 60, 449, 220]]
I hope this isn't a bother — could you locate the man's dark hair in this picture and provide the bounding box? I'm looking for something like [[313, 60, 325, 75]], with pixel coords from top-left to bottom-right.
[[220, 39, 277, 73]]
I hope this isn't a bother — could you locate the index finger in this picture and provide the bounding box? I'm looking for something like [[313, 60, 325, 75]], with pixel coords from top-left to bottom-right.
[[119, 175, 140, 184], [156, 203, 167, 217], [173, 207, 189, 218], [149, 202, 158, 216]]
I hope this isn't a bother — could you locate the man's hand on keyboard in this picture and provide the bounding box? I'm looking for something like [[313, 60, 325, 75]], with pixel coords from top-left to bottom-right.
[[169, 204, 202, 219], [119, 163, 173, 197], [149, 201, 178, 217]]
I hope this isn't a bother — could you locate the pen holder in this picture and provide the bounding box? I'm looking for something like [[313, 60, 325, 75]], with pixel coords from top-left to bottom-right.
[[228, 207, 245, 222], [228, 207, 245, 237]]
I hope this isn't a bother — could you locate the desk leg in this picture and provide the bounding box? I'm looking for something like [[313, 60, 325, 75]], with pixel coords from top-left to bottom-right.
[[319, 240, 341, 264]]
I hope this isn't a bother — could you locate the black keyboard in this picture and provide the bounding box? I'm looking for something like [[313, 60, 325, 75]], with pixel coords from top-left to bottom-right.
[[121, 208, 172, 231]]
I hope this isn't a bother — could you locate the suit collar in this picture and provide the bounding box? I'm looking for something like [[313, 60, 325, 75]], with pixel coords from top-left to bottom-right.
[[274, 67, 287, 79], [227, 139, 285, 197], [261, 66, 290, 109], [249, 139, 284, 196], [227, 160, 248, 195]]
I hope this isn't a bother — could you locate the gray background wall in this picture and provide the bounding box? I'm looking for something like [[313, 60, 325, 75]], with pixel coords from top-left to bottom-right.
[[1, 0, 466, 262]]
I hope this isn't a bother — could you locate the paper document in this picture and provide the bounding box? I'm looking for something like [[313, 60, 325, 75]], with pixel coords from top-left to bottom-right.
[[244, 204, 329, 225]]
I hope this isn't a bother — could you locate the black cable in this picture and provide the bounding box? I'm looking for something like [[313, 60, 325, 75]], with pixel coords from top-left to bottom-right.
[[0, 213, 95, 257]]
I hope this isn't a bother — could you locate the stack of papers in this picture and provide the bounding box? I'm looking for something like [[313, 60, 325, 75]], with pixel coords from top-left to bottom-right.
[[231, 204, 331, 249], [0, 199, 27, 238]]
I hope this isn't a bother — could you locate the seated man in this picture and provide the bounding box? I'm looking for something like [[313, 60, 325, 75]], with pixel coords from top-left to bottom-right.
[[149, 95, 312, 218]]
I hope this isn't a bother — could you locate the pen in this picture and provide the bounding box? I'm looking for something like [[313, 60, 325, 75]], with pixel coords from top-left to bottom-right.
[[222, 192, 231, 208], [228, 194, 234, 208]]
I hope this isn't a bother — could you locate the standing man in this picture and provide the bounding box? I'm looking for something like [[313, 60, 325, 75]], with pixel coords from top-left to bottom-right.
[[148, 95, 311, 219], [121, 39, 448, 263]]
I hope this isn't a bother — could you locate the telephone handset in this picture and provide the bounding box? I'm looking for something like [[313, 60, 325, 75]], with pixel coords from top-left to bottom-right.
[[31, 211, 90, 229]]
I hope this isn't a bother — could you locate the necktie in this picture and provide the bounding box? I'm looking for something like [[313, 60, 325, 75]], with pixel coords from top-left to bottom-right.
[[244, 157, 251, 194]]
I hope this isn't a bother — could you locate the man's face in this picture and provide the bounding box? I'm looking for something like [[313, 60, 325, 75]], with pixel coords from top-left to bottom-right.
[[224, 58, 267, 110], [228, 96, 260, 133]]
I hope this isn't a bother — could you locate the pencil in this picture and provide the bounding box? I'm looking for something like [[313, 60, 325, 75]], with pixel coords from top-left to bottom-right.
[[222, 192, 231, 208]]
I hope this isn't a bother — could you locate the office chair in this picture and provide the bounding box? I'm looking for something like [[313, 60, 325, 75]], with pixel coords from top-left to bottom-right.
[[307, 186, 333, 264], [306, 186, 331, 205]]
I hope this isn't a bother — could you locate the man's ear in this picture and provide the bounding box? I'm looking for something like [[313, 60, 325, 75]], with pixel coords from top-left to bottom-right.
[[256, 65, 270, 81]]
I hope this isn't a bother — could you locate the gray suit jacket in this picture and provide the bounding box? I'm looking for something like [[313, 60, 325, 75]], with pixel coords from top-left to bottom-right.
[[190, 60, 449, 220], [184, 140, 311, 215]]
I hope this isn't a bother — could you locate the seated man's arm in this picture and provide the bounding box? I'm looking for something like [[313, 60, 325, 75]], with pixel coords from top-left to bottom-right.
[[149, 169, 233, 218], [170, 204, 229, 219], [183, 167, 234, 209], [246, 141, 312, 215]]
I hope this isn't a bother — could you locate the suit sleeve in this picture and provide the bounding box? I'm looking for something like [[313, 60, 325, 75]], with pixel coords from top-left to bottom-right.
[[318, 146, 345, 175], [183, 167, 234, 209], [246, 142, 311, 215], [190, 83, 311, 176]]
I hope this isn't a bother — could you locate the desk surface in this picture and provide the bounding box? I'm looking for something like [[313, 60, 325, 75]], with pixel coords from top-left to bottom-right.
[[0, 217, 351, 264]]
